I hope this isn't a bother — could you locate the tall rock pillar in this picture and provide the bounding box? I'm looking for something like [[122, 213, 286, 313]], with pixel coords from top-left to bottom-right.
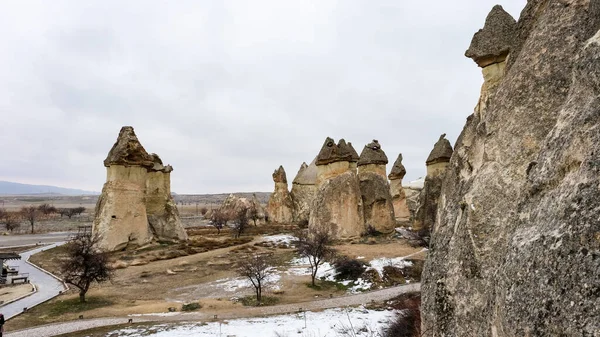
[[93, 127, 154, 251], [388, 154, 410, 223], [290, 160, 318, 224], [357, 140, 395, 234], [266, 166, 295, 224], [309, 138, 364, 238], [146, 154, 188, 241]]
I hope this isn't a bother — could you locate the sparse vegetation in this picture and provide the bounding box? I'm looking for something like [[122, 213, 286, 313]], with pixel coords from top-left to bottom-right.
[[239, 295, 279, 306], [296, 226, 336, 286], [181, 302, 202, 311], [60, 234, 114, 302], [382, 292, 421, 337], [334, 256, 367, 281], [232, 208, 249, 238], [210, 209, 228, 234], [237, 254, 273, 304], [21, 206, 40, 233]]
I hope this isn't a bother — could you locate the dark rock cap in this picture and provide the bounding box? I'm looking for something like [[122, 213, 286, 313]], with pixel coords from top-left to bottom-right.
[[426, 134, 453, 166], [465, 5, 517, 67], [316, 137, 355, 165], [388, 153, 407, 180], [272, 165, 287, 184], [357, 140, 389, 166], [149, 153, 173, 173], [103, 126, 154, 168], [347, 142, 360, 162]]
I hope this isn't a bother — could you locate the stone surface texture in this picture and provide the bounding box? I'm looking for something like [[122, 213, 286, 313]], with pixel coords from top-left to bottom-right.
[[357, 141, 395, 234], [422, 2, 600, 336], [388, 154, 411, 222], [266, 166, 295, 224], [291, 160, 318, 223], [93, 126, 187, 251], [465, 5, 517, 67], [310, 137, 365, 238]]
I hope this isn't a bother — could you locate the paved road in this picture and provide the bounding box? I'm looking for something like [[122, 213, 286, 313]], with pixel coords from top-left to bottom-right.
[[5, 283, 420, 337], [1, 243, 68, 319], [0, 232, 74, 248]]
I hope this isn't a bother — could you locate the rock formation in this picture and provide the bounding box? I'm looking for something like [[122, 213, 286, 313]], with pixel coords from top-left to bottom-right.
[[266, 166, 295, 224], [403, 177, 424, 219], [93, 126, 187, 251], [422, 2, 600, 335], [388, 154, 411, 223], [309, 137, 364, 238], [413, 134, 453, 232], [357, 140, 395, 233], [219, 193, 265, 225], [290, 160, 318, 224]]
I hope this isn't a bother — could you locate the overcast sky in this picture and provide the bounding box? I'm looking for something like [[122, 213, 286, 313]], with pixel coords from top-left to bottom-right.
[[0, 0, 525, 194]]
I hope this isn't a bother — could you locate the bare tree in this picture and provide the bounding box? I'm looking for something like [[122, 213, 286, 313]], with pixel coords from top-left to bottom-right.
[[21, 206, 40, 233], [199, 206, 208, 216], [232, 208, 249, 238], [210, 209, 228, 234], [296, 225, 336, 286], [248, 195, 260, 226], [60, 233, 113, 303], [38, 203, 57, 216], [237, 254, 273, 304], [3, 212, 21, 232]]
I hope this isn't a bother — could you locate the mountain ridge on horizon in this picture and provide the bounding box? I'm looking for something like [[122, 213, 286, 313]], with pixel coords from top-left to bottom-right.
[[0, 180, 99, 196]]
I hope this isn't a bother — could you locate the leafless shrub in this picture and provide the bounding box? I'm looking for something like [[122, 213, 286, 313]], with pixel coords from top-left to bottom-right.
[[60, 233, 114, 302], [296, 225, 336, 286], [237, 254, 273, 304]]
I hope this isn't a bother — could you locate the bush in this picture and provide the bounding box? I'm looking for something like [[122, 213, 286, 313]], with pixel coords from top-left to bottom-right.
[[333, 256, 367, 281], [382, 265, 406, 286], [405, 259, 425, 281], [383, 292, 421, 337], [181, 302, 202, 311]]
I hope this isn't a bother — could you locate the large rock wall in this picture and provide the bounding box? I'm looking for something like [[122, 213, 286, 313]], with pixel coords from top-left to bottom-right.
[[422, 2, 600, 335], [93, 166, 153, 251], [309, 169, 365, 238], [146, 170, 188, 241]]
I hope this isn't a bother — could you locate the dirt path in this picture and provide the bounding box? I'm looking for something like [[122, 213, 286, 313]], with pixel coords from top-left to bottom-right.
[[5, 282, 420, 337]]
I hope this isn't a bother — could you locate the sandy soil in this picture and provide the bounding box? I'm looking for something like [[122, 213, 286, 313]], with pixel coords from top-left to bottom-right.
[[0, 284, 34, 304]]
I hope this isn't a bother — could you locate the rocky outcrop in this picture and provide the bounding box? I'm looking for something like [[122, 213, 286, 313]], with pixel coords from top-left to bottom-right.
[[422, 2, 600, 335], [403, 177, 424, 220], [290, 160, 318, 224], [219, 193, 266, 225], [388, 154, 410, 223], [146, 154, 187, 241], [414, 134, 453, 232], [357, 140, 395, 234], [309, 137, 364, 238], [93, 126, 187, 251], [266, 166, 295, 224]]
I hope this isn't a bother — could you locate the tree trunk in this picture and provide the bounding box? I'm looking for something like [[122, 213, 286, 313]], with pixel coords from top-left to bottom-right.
[[30, 222, 34, 234], [79, 291, 86, 303]]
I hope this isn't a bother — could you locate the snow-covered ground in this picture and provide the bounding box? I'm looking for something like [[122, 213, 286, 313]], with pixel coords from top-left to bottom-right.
[[261, 234, 297, 245], [110, 307, 396, 337]]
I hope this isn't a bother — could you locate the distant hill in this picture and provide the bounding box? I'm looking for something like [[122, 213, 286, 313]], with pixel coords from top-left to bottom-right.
[[0, 181, 98, 196]]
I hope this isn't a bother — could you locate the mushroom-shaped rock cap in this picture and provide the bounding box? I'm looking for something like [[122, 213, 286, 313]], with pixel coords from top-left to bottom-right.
[[426, 134, 454, 166], [272, 165, 288, 184], [357, 140, 389, 166], [465, 5, 516, 67], [103, 126, 154, 168], [337, 139, 359, 163], [347, 142, 360, 162], [388, 153, 407, 180]]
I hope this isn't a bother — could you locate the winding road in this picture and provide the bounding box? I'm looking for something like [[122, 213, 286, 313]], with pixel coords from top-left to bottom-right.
[[1, 243, 68, 320]]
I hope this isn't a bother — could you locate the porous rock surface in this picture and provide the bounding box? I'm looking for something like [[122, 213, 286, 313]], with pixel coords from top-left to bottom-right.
[[93, 126, 187, 251], [266, 166, 295, 224], [464, 5, 517, 67], [357, 140, 395, 233], [291, 160, 318, 223], [422, 2, 600, 335], [310, 137, 365, 238], [388, 154, 411, 222]]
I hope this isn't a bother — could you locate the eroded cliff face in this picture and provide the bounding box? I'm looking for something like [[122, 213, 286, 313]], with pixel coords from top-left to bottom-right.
[[291, 160, 318, 224], [422, 2, 600, 336]]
